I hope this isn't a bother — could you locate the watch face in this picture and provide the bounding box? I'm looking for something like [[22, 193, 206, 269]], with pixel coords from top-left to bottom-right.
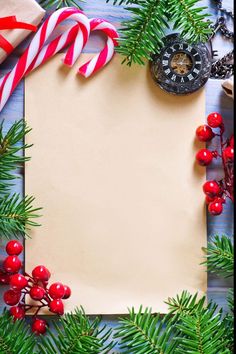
[[150, 34, 212, 95]]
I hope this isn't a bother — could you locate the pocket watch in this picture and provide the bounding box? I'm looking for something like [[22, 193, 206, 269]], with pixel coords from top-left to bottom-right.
[[150, 33, 212, 95]]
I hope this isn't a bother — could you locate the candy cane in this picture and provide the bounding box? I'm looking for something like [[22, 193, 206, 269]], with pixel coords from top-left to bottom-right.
[[0, 8, 90, 112], [78, 18, 119, 78]]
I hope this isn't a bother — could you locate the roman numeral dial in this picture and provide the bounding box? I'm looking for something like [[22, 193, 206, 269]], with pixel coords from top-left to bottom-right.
[[150, 33, 212, 95], [161, 42, 202, 83]]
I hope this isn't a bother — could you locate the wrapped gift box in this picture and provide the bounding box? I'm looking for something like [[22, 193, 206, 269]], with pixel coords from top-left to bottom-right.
[[0, 0, 45, 64]]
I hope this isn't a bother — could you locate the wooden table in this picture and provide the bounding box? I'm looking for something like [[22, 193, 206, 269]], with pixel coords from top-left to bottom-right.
[[0, 0, 233, 350]]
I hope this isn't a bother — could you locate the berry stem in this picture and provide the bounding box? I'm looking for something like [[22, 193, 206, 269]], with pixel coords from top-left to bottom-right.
[[219, 125, 234, 202]]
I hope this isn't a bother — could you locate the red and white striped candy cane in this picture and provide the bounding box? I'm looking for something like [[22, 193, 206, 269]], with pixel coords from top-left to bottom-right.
[[78, 18, 119, 78], [0, 8, 90, 112]]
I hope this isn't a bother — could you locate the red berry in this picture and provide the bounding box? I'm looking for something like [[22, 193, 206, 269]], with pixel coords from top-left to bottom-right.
[[32, 266, 51, 282], [223, 146, 234, 162], [10, 306, 25, 320], [0, 270, 10, 285], [49, 299, 64, 315], [203, 181, 221, 198], [6, 240, 23, 256], [230, 135, 234, 148], [208, 201, 223, 215], [196, 125, 215, 142], [207, 112, 223, 128], [32, 318, 47, 335], [214, 197, 226, 204], [30, 286, 46, 301], [63, 285, 71, 299], [205, 195, 215, 204], [196, 149, 213, 166], [3, 289, 21, 306], [10, 274, 28, 290], [3, 256, 22, 273], [49, 282, 65, 299]]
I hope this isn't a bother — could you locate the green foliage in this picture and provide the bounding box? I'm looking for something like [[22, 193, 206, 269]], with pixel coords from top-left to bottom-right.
[[38, 0, 84, 10], [168, 0, 212, 43], [168, 292, 231, 354], [108, 0, 212, 65], [175, 306, 230, 354], [115, 0, 168, 66], [227, 288, 234, 313], [0, 194, 41, 239], [0, 121, 41, 240], [37, 307, 116, 354], [223, 289, 234, 352], [0, 120, 31, 195], [115, 291, 232, 354], [0, 311, 36, 354], [202, 235, 234, 278], [115, 307, 178, 353], [166, 290, 208, 315]]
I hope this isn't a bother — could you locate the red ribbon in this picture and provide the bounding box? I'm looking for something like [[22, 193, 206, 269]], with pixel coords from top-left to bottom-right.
[[0, 16, 37, 55]]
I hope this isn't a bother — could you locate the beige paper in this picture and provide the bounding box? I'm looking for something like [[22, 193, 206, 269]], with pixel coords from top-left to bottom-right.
[[25, 54, 207, 315], [0, 0, 45, 64]]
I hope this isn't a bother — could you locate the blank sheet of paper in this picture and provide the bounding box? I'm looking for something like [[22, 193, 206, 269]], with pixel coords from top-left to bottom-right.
[[25, 54, 207, 314]]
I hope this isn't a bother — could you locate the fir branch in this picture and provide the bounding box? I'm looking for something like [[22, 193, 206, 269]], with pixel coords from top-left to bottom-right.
[[0, 120, 31, 195], [166, 291, 208, 315], [0, 310, 36, 354], [175, 306, 231, 354], [116, 0, 168, 66], [115, 307, 178, 353], [167, 292, 232, 354], [202, 235, 234, 278], [38, 0, 84, 10], [37, 307, 116, 354], [223, 289, 234, 352], [227, 288, 234, 313], [0, 194, 41, 239], [168, 0, 212, 43]]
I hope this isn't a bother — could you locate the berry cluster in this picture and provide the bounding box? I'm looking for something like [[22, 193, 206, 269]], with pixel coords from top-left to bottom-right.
[[0, 240, 71, 335], [195, 112, 234, 216]]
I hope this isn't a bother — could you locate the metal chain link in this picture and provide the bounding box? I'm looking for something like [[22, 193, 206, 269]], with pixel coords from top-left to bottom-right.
[[213, 0, 234, 17], [210, 50, 234, 78], [210, 0, 234, 79]]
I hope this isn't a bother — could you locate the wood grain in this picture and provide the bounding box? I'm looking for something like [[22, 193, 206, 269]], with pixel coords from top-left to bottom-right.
[[0, 0, 234, 348]]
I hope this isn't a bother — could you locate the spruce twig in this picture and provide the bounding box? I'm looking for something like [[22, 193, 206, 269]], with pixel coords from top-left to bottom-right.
[[116, 0, 168, 66], [37, 307, 116, 354], [0, 310, 36, 354], [202, 235, 234, 278], [0, 194, 41, 239], [115, 307, 178, 353], [0, 120, 31, 195], [168, 0, 212, 43], [108, 0, 212, 65], [38, 0, 84, 10], [175, 306, 230, 354]]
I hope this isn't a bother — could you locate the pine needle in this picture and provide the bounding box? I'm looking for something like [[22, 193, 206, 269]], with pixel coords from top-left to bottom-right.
[[109, 0, 212, 65], [116, 0, 168, 66], [115, 306, 178, 353], [37, 307, 116, 353], [202, 235, 234, 278], [0, 310, 36, 354], [0, 194, 42, 239], [168, 0, 212, 43], [38, 0, 84, 10], [0, 120, 31, 195]]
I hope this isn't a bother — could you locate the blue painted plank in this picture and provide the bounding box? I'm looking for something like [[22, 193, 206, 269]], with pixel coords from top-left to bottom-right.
[[0, 0, 234, 350]]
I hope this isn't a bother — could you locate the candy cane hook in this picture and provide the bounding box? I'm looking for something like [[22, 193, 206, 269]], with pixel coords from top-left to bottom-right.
[[77, 18, 119, 78], [0, 8, 90, 112]]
